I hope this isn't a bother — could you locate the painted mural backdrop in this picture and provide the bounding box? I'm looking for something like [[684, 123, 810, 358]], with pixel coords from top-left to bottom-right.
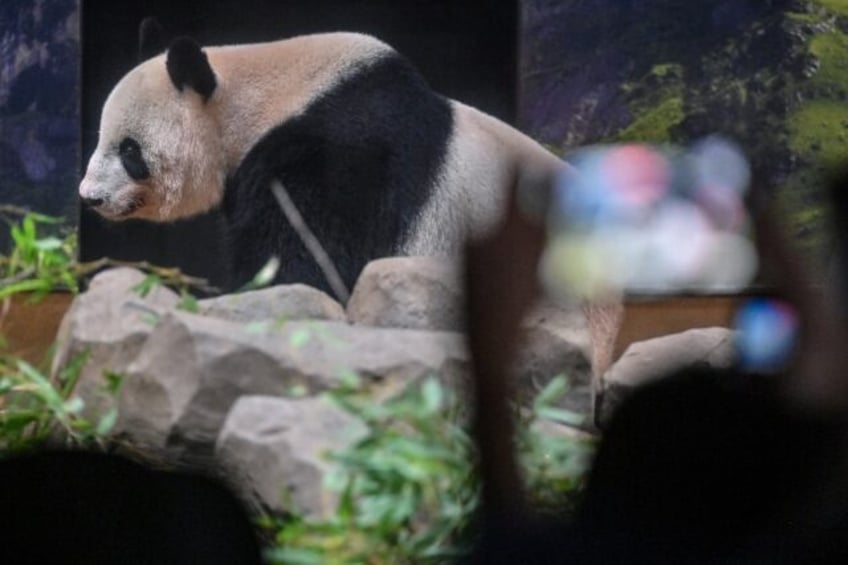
[[0, 0, 80, 247], [520, 0, 848, 269]]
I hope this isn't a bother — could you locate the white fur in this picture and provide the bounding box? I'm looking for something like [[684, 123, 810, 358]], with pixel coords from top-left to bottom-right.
[[402, 101, 565, 254]]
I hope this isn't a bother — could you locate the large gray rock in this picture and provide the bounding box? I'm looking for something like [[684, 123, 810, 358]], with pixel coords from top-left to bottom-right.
[[51, 268, 179, 419], [598, 327, 736, 426], [198, 284, 345, 323], [513, 302, 593, 415], [216, 395, 367, 518], [114, 314, 469, 452], [347, 257, 463, 331], [347, 259, 594, 414]]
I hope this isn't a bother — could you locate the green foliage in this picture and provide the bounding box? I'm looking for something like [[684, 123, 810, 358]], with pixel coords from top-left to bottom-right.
[[289, 327, 312, 349], [131, 274, 205, 313], [614, 94, 684, 143], [777, 19, 848, 268], [241, 256, 282, 291], [131, 273, 163, 298], [518, 377, 594, 514], [264, 376, 595, 564], [650, 63, 682, 79], [0, 350, 120, 454], [786, 11, 827, 24], [610, 59, 686, 145], [789, 101, 848, 167], [785, 101, 848, 263], [0, 210, 218, 307], [0, 211, 78, 300], [266, 376, 478, 564], [816, 0, 848, 16], [177, 289, 200, 313], [0, 211, 202, 456], [809, 31, 848, 94]]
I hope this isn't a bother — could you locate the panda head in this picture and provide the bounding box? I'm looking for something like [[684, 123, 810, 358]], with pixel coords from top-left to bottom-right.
[[80, 37, 224, 221]]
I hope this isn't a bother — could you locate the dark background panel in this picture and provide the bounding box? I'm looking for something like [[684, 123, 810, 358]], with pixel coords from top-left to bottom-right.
[[80, 0, 519, 291]]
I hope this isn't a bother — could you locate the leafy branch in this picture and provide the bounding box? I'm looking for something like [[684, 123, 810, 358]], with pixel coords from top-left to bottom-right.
[[0, 211, 218, 301], [263, 375, 595, 564], [0, 350, 121, 454]]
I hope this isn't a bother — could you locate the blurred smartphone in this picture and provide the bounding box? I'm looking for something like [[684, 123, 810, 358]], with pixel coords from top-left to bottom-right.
[[535, 137, 800, 372], [538, 137, 758, 301], [733, 295, 799, 374]]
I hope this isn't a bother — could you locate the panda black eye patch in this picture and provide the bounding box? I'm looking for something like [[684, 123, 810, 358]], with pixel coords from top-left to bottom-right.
[[118, 137, 150, 180]]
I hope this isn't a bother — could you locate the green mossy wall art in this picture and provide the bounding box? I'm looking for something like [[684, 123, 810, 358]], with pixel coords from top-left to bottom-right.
[[520, 0, 848, 272]]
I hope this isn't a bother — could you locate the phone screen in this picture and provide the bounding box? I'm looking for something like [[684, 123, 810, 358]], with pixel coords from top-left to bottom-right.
[[539, 137, 757, 301]]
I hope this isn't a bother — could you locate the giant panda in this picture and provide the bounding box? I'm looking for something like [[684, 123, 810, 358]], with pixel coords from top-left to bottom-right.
[[79, 31, 564, 297]]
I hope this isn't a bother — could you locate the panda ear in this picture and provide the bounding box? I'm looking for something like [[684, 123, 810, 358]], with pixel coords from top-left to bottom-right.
[[166, 37, 217, 102], [138, 17, 169, 61]]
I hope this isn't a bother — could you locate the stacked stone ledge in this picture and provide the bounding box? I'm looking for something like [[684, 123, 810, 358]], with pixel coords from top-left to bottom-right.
[[51, 260, 733, 517]]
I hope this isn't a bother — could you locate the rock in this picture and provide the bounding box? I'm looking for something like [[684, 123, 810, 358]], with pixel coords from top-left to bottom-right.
[[114, 314, 469, 453], [216, 395, 367, 518], [349, 257, 597, 413], [513, 302, 593, 415], [115, 312, 294, 455], [198, 284, 345, 323], [50, 268, 179, 420], [598, 327, 736, 426], [347, 257, 463, 331]]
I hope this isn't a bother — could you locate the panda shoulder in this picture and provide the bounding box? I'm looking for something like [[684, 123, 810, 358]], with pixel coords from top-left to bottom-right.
[[317, 31, 393, 49], [285, 31, 397, 61]]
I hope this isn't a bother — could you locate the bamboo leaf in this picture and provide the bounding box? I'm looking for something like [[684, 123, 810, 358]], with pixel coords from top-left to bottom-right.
[[533, 375, 569, 410], [96, 408, 119, 436]]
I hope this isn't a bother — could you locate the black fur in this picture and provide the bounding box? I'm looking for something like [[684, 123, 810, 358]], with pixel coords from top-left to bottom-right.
[[223, 52, 454, 298], [166, 37, 217, 101], [119, 137, 150, 180]]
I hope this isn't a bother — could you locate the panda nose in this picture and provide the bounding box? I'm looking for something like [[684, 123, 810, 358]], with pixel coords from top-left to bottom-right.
[[82, 197, 104, 208]]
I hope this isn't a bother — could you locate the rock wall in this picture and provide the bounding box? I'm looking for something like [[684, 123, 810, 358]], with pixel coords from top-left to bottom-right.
[[52, 259, 594, 515], [52, 258, 739, 514]]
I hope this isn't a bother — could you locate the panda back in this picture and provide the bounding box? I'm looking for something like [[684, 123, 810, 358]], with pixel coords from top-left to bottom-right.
[[222, 49, 454, 296]]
